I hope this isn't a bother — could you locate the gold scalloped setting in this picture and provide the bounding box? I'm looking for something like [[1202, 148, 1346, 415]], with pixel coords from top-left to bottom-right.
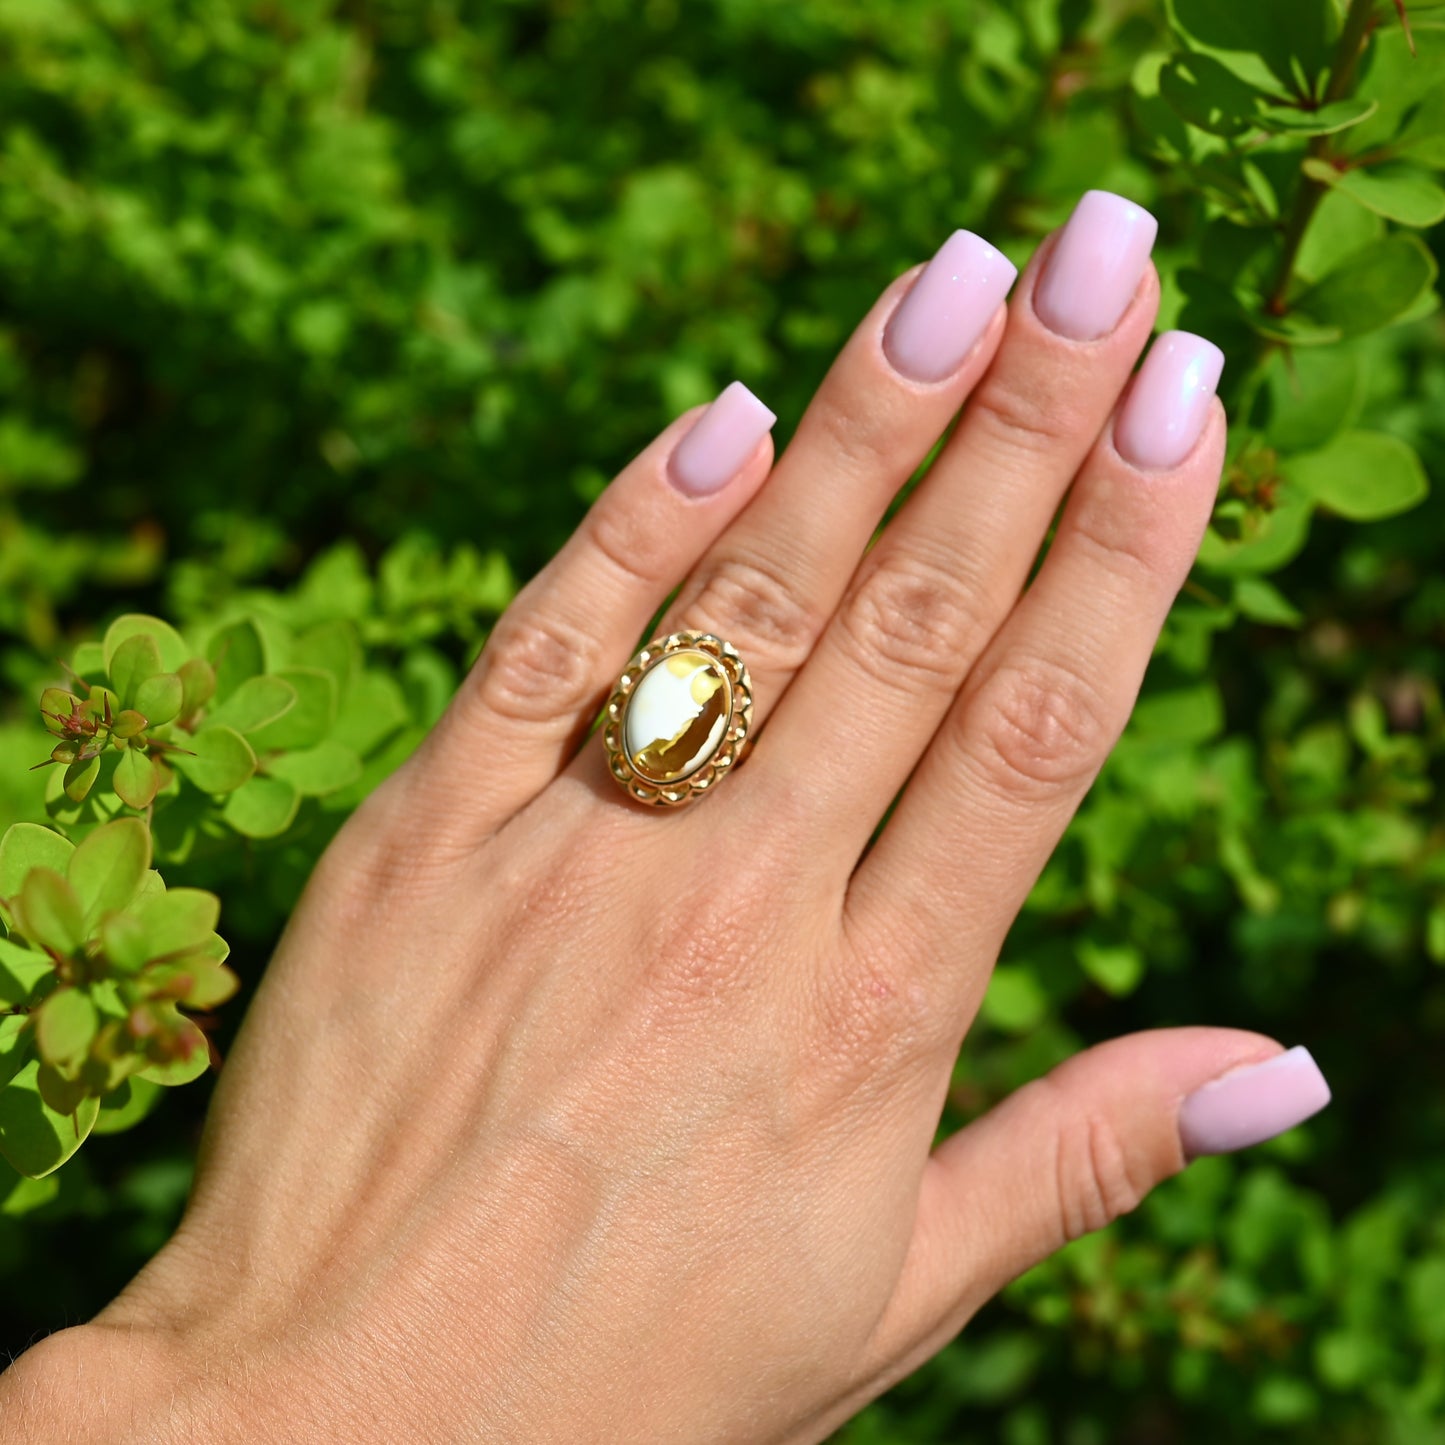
[[603, 631, 754, 807]]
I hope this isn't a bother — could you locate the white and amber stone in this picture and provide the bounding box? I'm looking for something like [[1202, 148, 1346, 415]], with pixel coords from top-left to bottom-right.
[[623, 650, 732, 783]]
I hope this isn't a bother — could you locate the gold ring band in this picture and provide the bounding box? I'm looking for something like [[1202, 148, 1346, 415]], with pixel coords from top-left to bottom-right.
[[602, 631, 753, 807]]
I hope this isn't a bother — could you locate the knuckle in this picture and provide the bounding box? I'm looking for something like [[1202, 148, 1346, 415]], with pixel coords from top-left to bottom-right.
[[470, 605, 602, 728], [685, 552, 822, 669], [1051, 1102, 1147, 1241], [809, 391, 897, 482], [837, 551, 988, 689], [971, 368, 1082, 456], [968, 656, 1115, 798], [1066, 488, 1165, 584], [585, 494, 669, 594]]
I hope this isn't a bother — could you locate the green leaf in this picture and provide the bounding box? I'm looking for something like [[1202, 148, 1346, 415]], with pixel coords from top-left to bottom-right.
[[133, 672, 184, 727], [1256, 96, 1375, 136], [40, 688, 79, 733], [1129, 682, 1225, 743], [1078, 940, 1146, 997], [170, 725, 256, 794], [0, 823, 75, 903], [201, 674, 298, 737], [246, 668, 337, 751], [206, 619, 267, 702], [131, 888, 221, 960], [1303, 158, 1445, 226], [332, 670, 409, 755], [980, 965, 1049, 1034], [150, 957, 239, 1009], [136, 1015, 210, 1087], [0, 938, 52, 1007], [0, 1017, 30, 1090], [1288, 431, 1429, 520], [265, 740, 363, 797], [103, 615, 189, 675], [1, 1169, 60, 1216], [177, 657, 216, 717], [1159, 52, 1261, 135], [1258, 345, 1363, 453], [1198, 495, 1314, 574], [1291, 234, 1439, 340], [100, 911, 152, 973], [67, 818, 152, 928], [222, 775, 301, 839], [1167, 0, 1335, 94], [62, 754, 101, 803], [107, 632, 163, 709], [91, 1075, 164, 1136], [113, 747, 160, 811], [0, 1054, 100, 1177], [16, 869, 85, 955], [1235, 576, 1304, 628], [34, 988, 98, 1068], [291, 619, 360, 696]]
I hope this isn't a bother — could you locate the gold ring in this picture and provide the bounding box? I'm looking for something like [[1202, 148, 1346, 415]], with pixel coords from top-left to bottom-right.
[[602, 631, 754, 807]]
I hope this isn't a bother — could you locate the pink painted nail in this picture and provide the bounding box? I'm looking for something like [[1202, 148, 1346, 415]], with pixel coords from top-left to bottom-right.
[[1179, 1046, 1332, 1158], [883, 230, 1018, 384], [667, 381, 777, 498], [1034, 190, 1158, 342], [1114, 330, 1225, 471]]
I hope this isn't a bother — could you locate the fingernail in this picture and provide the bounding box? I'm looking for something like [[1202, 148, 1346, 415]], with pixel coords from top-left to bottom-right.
[[667, 381, 777, 498], [1114, 331, 1224, 471], [1033, 190, 1157, 342], [1179, 1046, 1332, 1158], [883, 229, 1018, 384]]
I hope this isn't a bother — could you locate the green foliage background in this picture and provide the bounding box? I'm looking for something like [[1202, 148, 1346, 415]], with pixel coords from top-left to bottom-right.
[[1, 0, 1443, 1439]]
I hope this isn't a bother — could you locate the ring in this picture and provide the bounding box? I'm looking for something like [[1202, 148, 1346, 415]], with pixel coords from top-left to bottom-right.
[[602, 631, 754, 807]]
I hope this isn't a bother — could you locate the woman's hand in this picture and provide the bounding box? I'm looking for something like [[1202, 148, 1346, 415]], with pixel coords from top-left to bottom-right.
[[1, 191, 1329, 1443]]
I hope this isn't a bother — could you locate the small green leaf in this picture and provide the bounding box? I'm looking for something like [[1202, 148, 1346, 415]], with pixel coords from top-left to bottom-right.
[[136, 1014, 210, 1087], [222, 774, 301, 838], [131, 888, 221, 960], [265, 740, 363, 797], [150, 958, 239, 1009], [1258, 346, 1363, 453], [246, 668, 337, 751], [91, 1075, 164, 1136], [170, 725, 256, 794], [114, 748, 160, 811], [0, 938, 52, 1007], [206, 619, 267, 702], [67, 818, 152, 928], [1235, 576, 1304, 627], [202, 675, 298, 737], [34, 988, 98, 1068], [1159, 52, 1261, 135], [103, 615, 189, 675], [133, 672, 184, 727], [1078, 940, 1146, 997], [0, 824, 75, 902], [0, 1055, 100, 1177], [1303, 158, 1445, 227], [63, 754, 101, 803], [0, 1017, 29, 1090], [100, 910, 152, 973], [16, 868, 85, 955], [291, 619, 360, 696], [108, 633, 163, 710], [1130, 682, 1225, 743], [177, 657, 216, 717], [113, 709, 147, 740], [332, 671, 409, 755], [40, 688, 79, 733], [1256, 96, 1375, 136], [980, 966, 1049, 1035], [1291, 234, 1439, 340], [1289, 431, 1429, 521], [1, 1169, 60, 1216]]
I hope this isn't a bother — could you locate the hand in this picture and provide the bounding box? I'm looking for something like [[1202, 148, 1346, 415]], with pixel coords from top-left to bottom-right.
[[1, 191, 1330, 1443]]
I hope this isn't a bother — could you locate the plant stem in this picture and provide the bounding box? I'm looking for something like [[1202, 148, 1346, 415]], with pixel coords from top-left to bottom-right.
[[1265, 0, 1379, 313]]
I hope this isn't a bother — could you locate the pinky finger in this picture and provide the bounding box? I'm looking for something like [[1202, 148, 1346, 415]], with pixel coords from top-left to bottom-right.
[[397, 382, 777, 844]]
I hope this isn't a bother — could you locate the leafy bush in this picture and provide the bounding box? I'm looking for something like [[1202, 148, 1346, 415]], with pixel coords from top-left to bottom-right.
[[1, 0, 1443, 1439]]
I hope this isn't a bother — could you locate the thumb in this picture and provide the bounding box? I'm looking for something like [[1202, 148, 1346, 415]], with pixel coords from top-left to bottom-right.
[[873, 1028, 1331, 1375]]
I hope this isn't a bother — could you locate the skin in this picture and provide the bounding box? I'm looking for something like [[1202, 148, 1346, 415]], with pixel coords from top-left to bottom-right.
[[0, 217, 1283, 1443]]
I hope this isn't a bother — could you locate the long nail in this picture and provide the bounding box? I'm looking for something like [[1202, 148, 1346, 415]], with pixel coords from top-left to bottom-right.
[[883, 230, 1018, 384], [667, 381, 778, 498], [1034, 190, 1157, 342], [1114, 331, 1224, 471], [1179, 1046, 1332, 1157]]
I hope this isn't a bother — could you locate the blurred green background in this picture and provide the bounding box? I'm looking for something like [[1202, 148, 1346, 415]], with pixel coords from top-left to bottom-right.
[[2, 0, 1443, 1440]]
